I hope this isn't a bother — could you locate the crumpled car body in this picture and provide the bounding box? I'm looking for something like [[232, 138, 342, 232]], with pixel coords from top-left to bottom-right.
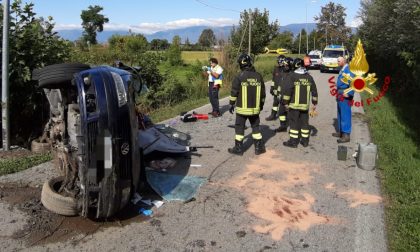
[[37, 63, 141, 218]]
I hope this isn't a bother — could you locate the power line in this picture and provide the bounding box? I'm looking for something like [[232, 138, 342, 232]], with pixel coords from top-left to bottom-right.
[[194, 0, 240, 13]]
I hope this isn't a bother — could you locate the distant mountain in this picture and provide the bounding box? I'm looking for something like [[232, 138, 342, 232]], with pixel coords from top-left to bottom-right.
[[56, 26, 233, 44], [56, 23, 356, 43], [146, 26, 233, 43], [280, 23, 317, 35]]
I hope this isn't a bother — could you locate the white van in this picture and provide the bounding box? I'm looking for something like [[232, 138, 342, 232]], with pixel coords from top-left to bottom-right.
[[320, 45, 349, 72], [308, 50, 322, 69]]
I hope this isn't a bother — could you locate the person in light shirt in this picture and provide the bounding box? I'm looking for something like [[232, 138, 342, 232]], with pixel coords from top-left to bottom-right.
[[202, 58, 223, 117]]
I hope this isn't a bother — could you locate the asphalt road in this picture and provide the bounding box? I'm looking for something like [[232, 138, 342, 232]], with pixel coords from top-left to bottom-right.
[[0, 70, 387, 252]]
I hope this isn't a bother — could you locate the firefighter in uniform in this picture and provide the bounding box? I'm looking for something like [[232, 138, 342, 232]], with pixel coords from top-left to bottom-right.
[[282, 58, 318, 148], [274, 57, 294, 132], [266, 55, 286, 121], [228, 54, 266, 155]]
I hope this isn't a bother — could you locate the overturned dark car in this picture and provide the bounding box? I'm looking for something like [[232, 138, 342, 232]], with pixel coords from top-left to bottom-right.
[[34, 63, 144, 219]]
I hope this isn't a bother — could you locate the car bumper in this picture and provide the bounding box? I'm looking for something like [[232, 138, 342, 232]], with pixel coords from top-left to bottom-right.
[[320, 64, 340, 72]]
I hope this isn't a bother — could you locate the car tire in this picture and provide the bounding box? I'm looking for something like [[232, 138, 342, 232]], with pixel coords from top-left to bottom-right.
[[38, 63, 90, 89], [41, 177, 79, 216]]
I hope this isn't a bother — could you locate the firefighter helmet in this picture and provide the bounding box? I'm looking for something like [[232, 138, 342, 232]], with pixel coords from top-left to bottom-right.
[[285, 57, 294, 70], [277, 55, 286, 65], [293, 58, 304, 69], [237, 54, 253, 69]]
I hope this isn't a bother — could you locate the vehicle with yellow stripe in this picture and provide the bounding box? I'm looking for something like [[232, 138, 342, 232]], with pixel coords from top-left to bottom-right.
[[320, 45, 350, 73]]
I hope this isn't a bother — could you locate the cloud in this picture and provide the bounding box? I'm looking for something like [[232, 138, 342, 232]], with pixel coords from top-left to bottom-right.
[[54, 18, 236, 34], [54, 24, 83, 30], [349, 17, 363, 28]]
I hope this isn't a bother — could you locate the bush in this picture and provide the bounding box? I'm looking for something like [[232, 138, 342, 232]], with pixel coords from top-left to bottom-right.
[[0, 1, 72, 147]]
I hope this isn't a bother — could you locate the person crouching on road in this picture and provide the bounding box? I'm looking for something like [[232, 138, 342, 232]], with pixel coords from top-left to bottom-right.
[[333, 56, 354, 143], [282, 58, 318, 148], [202, 58, 223, 117], [228, 54, 266, 155], [266, 55, 286, 121]]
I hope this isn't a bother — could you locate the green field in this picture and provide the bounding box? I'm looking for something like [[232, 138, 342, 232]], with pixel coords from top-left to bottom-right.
[[181, 51, 222, 64], [363, 88, 420, 251]]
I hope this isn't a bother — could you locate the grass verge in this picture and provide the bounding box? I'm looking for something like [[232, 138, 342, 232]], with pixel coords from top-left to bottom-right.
[[362, 88, 420, 251], [148, 96, 210, 123], [0, 153, 52, 176]]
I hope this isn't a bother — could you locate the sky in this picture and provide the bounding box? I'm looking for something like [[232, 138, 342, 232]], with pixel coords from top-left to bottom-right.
[[18, 0, 362, 34]]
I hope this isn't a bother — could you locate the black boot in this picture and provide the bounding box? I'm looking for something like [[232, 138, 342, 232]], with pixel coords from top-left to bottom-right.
[[265, 110, 277, 121], [275, 121, 288, 132], [228, 140, 244, 155], [332, 132, 341, 138], [337, 133, 350, 143], [254, 139, 266, 155], [300, 137, 309, 147], [283, 138, 299, 148]]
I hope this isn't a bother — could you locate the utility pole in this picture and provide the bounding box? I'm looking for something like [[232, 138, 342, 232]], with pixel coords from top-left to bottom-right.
[[298, 30, 302, 55], [248, 9, 252, 55], [2, 0, 10, 151], [305, 2, 308, 54]]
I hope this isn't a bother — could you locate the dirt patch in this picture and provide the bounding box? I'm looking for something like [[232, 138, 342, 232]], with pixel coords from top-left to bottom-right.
[[338, 189, 382, 208], [0, 183, 156, 247], [227, 149, 338, 240], [0, 148, 34, 160]]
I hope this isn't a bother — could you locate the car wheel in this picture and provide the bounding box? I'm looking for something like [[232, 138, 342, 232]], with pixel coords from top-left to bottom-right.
[[41, 177, 79, 216], [38, 63, 90, 89]]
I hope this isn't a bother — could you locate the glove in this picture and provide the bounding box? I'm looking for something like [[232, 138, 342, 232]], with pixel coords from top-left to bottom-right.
[[229, 104, 235, 114], [309, 106, 318, 117], [269, 86, 274, 96]]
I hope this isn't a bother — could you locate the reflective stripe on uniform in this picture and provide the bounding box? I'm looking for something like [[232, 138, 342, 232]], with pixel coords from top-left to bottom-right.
[[290, 129, 299, 138], [294, 85, 300, 106], [289, 103, 310, 110], [252, 133, 262, 140], [306, 85, 311, 108], [290, 129, 299, 134], [273, 107, 279, 112], [230, 96, 237, 102], [242, 85, 247, 108], [256, 85, 261, 110], [236, 107, 260, 115], [279, 115, 286, 121], [301, 129, 310, 138], [235, 135, 244, 141], [283, 95, 290, 101]]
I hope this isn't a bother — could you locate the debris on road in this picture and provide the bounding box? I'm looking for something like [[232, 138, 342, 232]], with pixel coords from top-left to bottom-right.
[[139, 208, 153, 216], [148, 157, 177, 171]]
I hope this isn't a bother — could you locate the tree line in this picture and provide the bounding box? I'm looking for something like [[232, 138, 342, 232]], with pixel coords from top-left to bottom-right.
[[0, 0, 365, 146]]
